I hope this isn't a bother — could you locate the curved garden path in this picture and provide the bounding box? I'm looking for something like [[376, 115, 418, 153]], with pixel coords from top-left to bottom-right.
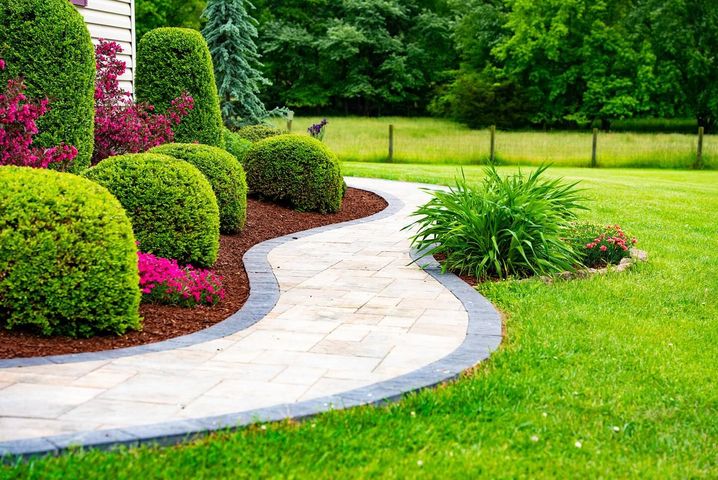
[[0, 178, 502, 456]]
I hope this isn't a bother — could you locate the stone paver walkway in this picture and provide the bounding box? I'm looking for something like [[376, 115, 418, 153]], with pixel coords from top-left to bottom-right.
[[0, 178, 501, 456]]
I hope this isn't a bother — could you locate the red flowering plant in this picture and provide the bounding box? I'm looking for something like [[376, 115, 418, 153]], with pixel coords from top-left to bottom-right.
[[0, 59, 77, 168], [564, 222, 638, 268], [138, 251, 225, 307], [93, 40, 194, 164]]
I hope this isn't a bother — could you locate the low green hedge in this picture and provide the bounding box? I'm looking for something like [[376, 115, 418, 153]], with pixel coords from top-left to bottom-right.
[[245, 135, 344, 213], [84, 153, 220, 267], [0, 167, 141, 337], [223, 127, 253, 163], [150, 143, 247, 233], [235, 124, 283, 143]]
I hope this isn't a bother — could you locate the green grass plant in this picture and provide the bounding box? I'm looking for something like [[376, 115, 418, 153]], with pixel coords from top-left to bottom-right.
[[409, 165, 586, 279], [274, 116, 717, 169], [6, 164, 718, 478]]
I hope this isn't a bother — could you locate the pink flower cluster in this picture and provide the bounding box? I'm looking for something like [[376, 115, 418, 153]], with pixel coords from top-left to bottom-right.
[[93, 40, 194, 164], [0, 59, 78, 168], [584, 224, 637, 252], [138, 251, 225, 307]]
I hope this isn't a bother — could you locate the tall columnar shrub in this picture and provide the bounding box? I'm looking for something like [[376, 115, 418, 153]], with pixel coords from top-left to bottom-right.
[[0, 0, 95, 172], [0, 167, 141, 337], [136, 28, 224, 147], [150, 143, 248, 233], [93, 40, 194, 164], [244, 135, 344, 213], [201, 0, 272, 127], [83, 153, 221, 267]]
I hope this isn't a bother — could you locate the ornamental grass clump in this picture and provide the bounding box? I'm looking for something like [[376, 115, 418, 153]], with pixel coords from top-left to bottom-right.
[[408, 165, 587, 280], [564, 222, 638, 268], [138, 252, 224, 307]]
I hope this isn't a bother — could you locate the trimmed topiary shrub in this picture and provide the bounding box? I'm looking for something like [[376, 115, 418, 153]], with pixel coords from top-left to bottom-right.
[[0, 167, 141, 337], [223, 127, 252, 164], [150, 143, 247, 233], [84, 153, 220, 267], [235, 124, 283, 143], [136, 28, 224, 147], [245, 135, 344, 213], [0, 0, 96, 172]]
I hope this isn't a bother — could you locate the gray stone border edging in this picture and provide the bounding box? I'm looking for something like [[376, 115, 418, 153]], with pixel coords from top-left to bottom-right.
[[0, 178, 503, 459], [0, 180, 403, 370]]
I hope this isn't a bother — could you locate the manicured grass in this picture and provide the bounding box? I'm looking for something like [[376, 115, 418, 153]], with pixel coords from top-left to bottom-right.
[[276, 116, 717, 169], [5, 164, 717, 478]]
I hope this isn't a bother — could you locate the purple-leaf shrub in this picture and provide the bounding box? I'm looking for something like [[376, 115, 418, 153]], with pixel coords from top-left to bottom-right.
[[138, 251, 225, 307], [93, 40, 194, 164], [0, 59, 78, 168], [308, 118, 328, 141]]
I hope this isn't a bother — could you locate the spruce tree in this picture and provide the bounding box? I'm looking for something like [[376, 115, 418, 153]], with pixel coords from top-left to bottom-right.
[[201, 0, 272, 127]]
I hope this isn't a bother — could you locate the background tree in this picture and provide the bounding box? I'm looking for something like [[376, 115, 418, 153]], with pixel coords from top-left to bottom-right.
[[202, 0, 273, 127], [136, 0, 206, 40]]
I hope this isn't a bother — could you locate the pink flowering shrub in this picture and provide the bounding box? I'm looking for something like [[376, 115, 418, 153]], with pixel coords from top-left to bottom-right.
[[93, 40, 194, 164], [137, 251, 225, 307], [565, 222, 638, 268], [0, 59, 78, 168]]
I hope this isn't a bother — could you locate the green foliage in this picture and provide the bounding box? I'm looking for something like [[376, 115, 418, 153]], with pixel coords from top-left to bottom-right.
[[235, 124, 283, 142], [564, 221, 636, 267], [83, 153, 220, 267], [0, 167, 141, 338], [245, 135, 344, 213], [450, 0, 718, 131], [135, 0, 206, 40], [223, 127, 253, 162], [0, 0, 96, 172], [136, 28, 224, 147], [255, 0, 458, 115], [408, 165, 586, 279], [429, 73, 536, 129], [202, 0, 272, 127], [150, 143, 247, 233]]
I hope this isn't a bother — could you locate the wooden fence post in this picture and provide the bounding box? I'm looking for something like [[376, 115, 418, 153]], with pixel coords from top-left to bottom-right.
[[388, 124, 394, 163], [696, 126, 705, 169], [591, 128, 598, 168], [287, 119, 293, 133], [489, 125, 496, 164]]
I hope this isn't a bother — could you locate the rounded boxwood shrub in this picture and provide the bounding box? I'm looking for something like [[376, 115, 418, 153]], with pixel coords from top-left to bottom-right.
[[245, 135, 344, 213], [136, 28, 224, 148], [84, 153, 220, 267], [0, 0, 96, 172], [223, 127, 252, 164], [150, 143, 247, 233], [235, 124, 284, 143], [0, 167, 141, 337]]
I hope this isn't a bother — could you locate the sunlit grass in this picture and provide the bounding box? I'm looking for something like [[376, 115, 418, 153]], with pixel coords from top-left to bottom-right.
[[7, 165, 718, 478], [274, 116, 717, 169]]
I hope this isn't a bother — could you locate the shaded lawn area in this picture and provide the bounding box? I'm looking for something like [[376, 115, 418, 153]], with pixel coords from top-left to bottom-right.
[[4, 165, 718, 478]]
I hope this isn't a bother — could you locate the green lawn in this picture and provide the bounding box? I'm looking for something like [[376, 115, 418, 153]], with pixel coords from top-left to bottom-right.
[[5, 164, 717, 478], [275, 116, 717, 169]]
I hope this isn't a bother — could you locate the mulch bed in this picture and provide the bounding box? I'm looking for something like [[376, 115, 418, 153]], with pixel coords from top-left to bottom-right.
[[0, 188, 387, 360]]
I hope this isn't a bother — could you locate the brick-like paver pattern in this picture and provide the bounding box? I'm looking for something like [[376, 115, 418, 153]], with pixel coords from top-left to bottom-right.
[[0, 178, 501, 454]]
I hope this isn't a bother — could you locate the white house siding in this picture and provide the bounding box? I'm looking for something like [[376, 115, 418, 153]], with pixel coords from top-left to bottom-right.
[[73, 0, 136, 94]]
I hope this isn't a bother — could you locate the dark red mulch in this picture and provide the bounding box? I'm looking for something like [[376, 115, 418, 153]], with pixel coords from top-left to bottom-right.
[[0, 188, 387, 360]]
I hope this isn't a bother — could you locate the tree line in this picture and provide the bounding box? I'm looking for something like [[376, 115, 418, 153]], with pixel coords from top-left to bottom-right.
[[136, 0, 718, 131]]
